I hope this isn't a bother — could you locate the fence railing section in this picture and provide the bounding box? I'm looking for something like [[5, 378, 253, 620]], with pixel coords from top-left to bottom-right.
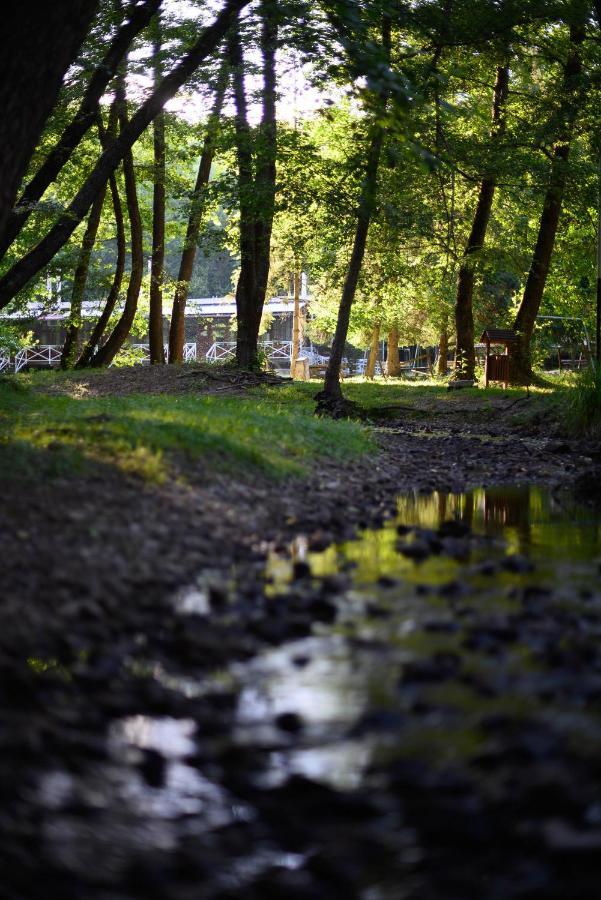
[[14, 345, 63, 373], [205, 340, 293, 363], [3, 342, 198, 372]]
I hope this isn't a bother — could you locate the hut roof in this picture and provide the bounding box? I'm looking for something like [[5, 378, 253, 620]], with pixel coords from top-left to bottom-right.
[[479, 328, 518, 344]]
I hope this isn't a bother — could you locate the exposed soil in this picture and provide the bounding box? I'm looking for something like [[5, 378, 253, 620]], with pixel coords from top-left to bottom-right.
[[1, 370, 601, 899], [37, 363, 291, 398]]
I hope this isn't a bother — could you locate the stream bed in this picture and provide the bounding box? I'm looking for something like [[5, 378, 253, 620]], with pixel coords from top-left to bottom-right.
[[7, 485, 601, 900]]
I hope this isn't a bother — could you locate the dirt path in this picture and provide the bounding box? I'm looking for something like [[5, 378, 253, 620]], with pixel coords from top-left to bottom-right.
[[1, 387, 600, 899]]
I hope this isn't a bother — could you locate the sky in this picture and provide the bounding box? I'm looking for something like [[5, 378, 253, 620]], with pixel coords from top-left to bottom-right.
[[124, 0, 334, 126]]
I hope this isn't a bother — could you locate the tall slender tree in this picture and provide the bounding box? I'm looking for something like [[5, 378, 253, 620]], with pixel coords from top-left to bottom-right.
[[149, 14, 166, 365], [453, 63, 510, 380], [168, 61, 229, 363], [318, 14, 391, 410], [512, 20, 587, 382], [228, 0, 278, 368], [89, 73, 144, 367]]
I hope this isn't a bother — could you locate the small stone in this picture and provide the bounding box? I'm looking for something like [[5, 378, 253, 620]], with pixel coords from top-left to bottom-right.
[[275, 712, 303, 733]]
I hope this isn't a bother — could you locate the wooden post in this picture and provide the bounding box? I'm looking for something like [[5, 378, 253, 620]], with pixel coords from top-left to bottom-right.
[[485, 338, 490, 387], [290, 269, 301, 377]]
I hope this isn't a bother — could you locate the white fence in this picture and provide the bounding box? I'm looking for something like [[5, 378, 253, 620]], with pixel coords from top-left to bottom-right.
[[206, 340, 293, 364], [2, 341, 198, 373], [14, 345, 63, 373]]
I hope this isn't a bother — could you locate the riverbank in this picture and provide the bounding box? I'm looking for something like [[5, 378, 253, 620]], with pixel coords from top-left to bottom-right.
[[1, 367, 600, 899]]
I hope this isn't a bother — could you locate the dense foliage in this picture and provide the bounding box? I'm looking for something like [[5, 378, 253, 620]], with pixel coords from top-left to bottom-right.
[[1, 0, 601, 383]]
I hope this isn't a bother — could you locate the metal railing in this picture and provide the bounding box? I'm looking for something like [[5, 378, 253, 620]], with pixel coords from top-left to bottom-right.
[[4, 341, 198, 372], [205, 340, 293, 363], [14, 345, 63, 373]]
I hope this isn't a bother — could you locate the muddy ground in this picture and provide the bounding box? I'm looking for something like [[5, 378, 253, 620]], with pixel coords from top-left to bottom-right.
[[1, 371, 601, 899]]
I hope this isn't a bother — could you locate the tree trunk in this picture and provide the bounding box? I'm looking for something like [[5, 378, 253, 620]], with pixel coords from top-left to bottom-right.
[[228, 24, 257, 368], [512, 24, 585, 383], [0, 0, 160, 261], [0, 0, 251, 312], [290, 269, 302, 375], [0, 2, 100, 243], [62, 108, 118, 369], [387, 324, 400, 376], [89, 78, 143, 368], [321, 16, 391, 404], [366, 322, 381, 379], [229, 0, 278, 370], [75, 164, 126, 368], [149, 16, 166, 365], [453, 64, 509, 380], [168, 63, 228, 363], [61, 180, 108, 369], [438, 327, 449, 375]]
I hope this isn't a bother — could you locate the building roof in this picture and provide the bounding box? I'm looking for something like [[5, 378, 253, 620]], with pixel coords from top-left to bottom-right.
[[479, 328, 518, 344], [3, 296, 306, 321]]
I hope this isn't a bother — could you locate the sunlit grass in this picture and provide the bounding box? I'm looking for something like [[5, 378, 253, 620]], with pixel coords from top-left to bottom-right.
[[0, 379, 373, 482]]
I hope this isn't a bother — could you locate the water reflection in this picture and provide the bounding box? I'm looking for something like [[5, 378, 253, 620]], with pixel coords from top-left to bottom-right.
[[251, 485, 601, 790], [396, 485, 601, 559]]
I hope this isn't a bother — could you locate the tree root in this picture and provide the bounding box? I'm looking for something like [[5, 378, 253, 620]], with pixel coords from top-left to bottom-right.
[[314, 391, 359, 419]]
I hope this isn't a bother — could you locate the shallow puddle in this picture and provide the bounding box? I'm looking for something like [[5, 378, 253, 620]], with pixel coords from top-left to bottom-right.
[[242, 485, 601, 788], [31, 485, 601, 898]]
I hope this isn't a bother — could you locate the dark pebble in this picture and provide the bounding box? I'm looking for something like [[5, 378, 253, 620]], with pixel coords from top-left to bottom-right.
[[275, 712, 304, 733]]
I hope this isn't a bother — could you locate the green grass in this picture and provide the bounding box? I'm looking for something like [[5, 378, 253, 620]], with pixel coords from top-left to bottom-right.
[[0, 378, 374, 483], [564, 365, 601, 436]]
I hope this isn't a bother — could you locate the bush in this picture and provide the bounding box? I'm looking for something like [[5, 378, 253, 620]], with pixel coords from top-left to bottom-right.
[[567, 364, 601, 435], [0, 323, 34, 356]]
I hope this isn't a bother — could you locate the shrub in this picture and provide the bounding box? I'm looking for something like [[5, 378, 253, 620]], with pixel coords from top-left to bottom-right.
[[566, 364, 601, 435]]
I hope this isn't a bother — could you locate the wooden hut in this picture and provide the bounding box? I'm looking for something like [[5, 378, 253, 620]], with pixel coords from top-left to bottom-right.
[[479, 328, 518, 388]]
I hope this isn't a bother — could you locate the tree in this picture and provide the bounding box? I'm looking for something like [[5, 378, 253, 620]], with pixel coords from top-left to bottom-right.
[[168, 62, 229, 363], [453, 63, 510, 380], [0, 0, 252, 313], [149, 14, 167, 365], [0, 0, 161, 261], [513, 18, 588, 382], [228, 0, 278, 368], [318, 11, 391, 410], [0, 2, 101, 242]]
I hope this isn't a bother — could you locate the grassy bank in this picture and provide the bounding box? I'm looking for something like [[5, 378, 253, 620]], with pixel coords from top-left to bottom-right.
[[0, 374, 373, 483]]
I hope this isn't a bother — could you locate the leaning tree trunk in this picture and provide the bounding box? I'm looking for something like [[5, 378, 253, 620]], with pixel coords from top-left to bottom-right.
[[0, 0, 251, 313], [366, 322, 381, 379], [387, 323, 400, 376], [0, 0, 160, 261], [0, 2, 100, 244], [75, 163, 125, 368], [75, 109, 127, 369], [512, 24, 585, 384], [453, 63, 509, 380], [61, 180, 107, 368], [62, 108, 117, 369], [89, 77, 143, 368], [149, 17, 166, 365], [168, 62, 228, 363], [320, 16, 391, 406]]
